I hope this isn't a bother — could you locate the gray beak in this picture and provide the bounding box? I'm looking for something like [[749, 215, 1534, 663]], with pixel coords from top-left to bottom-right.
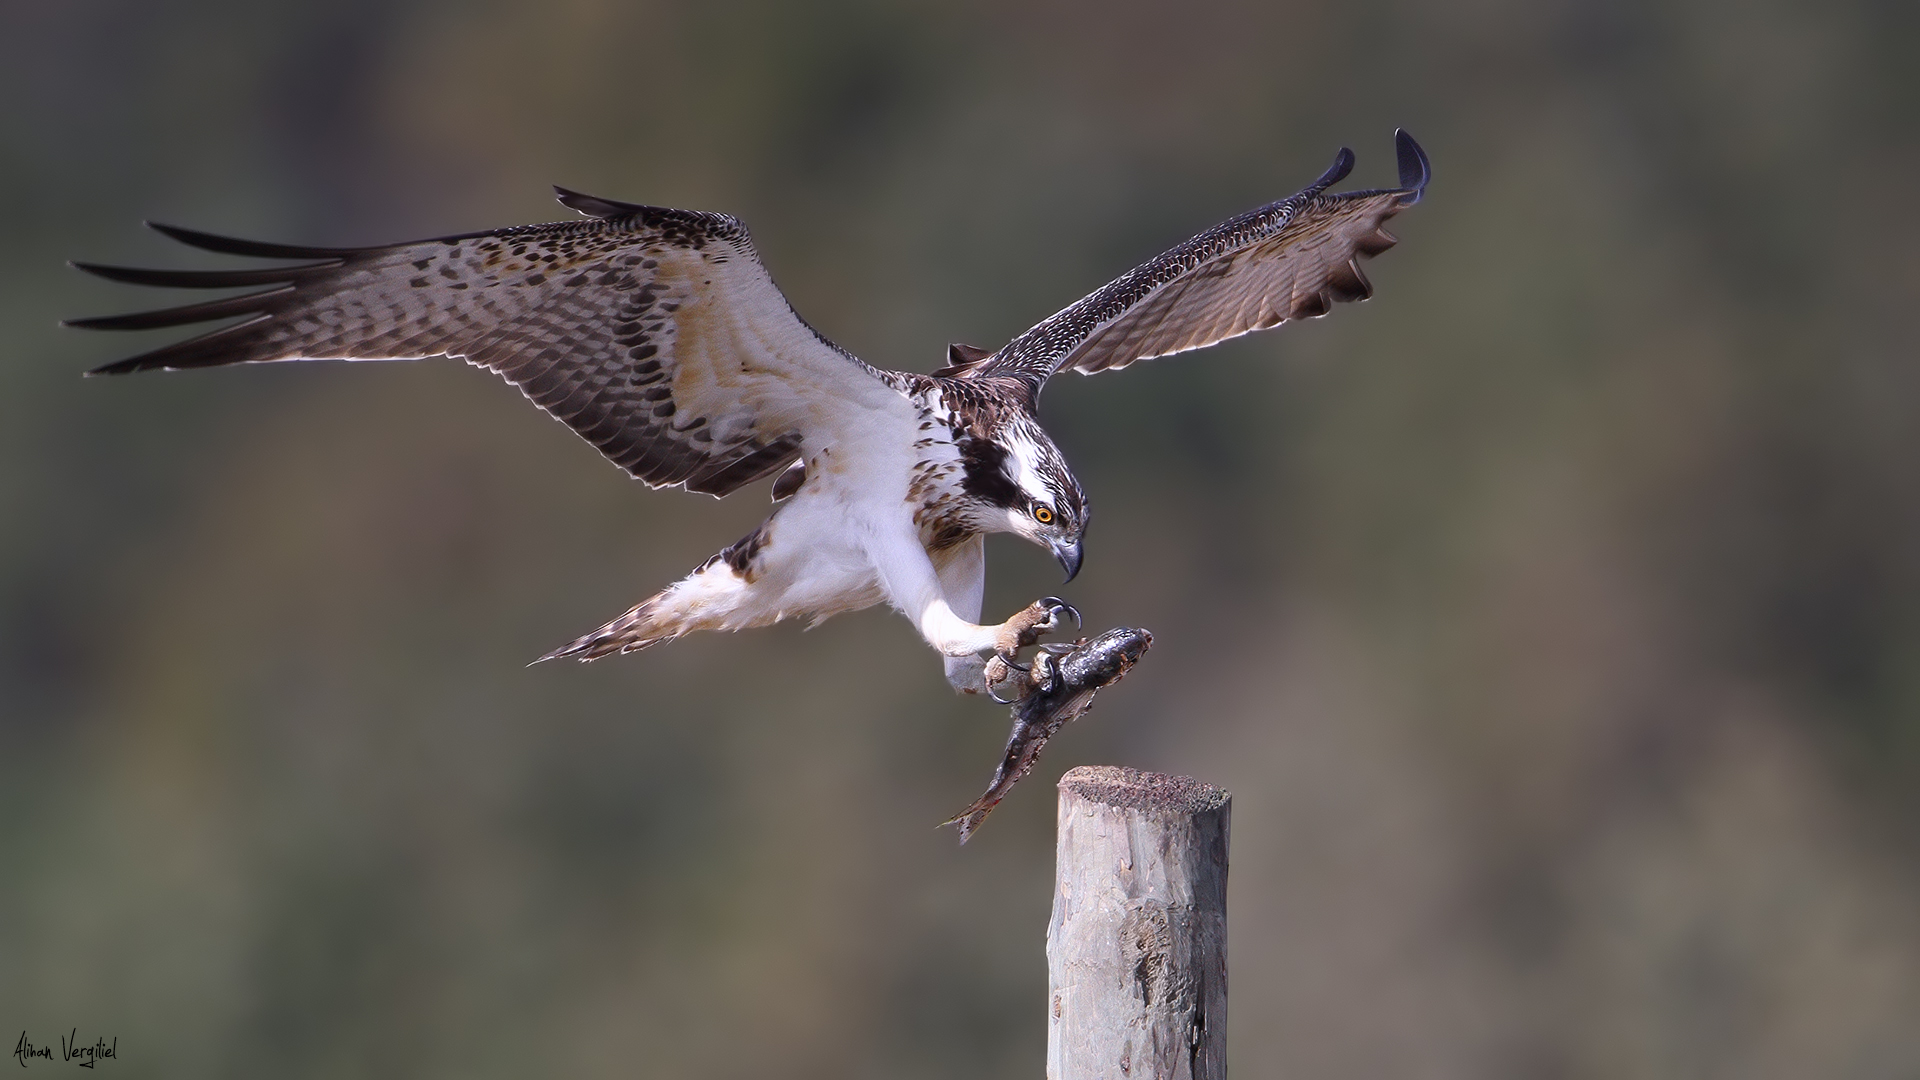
[[1051, 538, 1084, 583]]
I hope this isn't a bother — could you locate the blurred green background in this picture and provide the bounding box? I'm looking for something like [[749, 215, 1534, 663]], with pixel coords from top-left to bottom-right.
[[5, 0, 1918, 1076]]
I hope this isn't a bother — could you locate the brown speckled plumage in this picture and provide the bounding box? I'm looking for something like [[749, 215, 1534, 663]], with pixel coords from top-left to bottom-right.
[[74, 195, 881, 498], [953, 130, 1430, 391], [70, 133, 1428, 677]]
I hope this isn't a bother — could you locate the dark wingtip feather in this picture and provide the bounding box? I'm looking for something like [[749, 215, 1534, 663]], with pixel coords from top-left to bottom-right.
[[76, 311, 275, 376], [71, 260, 327, 288], [1393, 129, 1431, 201], [145, 221, 354, 260], [1312, 147, 1356, 192], [86, 356, 145, 376], [64, 313, 149, 331], [553, 186, 645, 219], [60, 286, 288, 332]]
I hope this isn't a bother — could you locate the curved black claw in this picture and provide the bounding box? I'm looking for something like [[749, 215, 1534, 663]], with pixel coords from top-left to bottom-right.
[[1029, 651, 1059, 695], [1037, 596, 1082, 632], [986, 644, 1043, 703]]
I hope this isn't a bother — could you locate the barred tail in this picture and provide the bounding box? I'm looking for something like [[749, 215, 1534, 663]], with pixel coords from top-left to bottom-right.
[[533, 522, 777, 665], [532, 597, 679, 664]]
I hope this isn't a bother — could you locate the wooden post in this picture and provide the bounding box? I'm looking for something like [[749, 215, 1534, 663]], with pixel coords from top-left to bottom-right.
[[1048, 766, 1231, 1080]]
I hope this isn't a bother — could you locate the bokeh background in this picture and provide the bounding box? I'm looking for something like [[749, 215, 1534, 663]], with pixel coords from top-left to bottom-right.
[[5, 0, 1918, 1076]]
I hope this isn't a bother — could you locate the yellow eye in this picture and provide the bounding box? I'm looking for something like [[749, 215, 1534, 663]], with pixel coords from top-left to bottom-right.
[[1033, 506, 1054, 525]]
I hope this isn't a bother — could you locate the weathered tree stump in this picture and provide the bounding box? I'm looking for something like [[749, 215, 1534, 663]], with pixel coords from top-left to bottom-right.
[[1048, 766, 1230, 1079]]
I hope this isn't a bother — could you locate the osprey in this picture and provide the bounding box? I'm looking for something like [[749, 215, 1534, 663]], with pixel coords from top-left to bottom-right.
[[71, 131, 1429, 695]]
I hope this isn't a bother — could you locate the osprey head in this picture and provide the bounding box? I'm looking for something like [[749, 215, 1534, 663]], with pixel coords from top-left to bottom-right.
[[958, 415, 1088, 582]]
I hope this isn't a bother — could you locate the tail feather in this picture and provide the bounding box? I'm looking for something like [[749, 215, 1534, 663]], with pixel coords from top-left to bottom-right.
[[532, 527, 777, 665], [532, 598, 678, 664]]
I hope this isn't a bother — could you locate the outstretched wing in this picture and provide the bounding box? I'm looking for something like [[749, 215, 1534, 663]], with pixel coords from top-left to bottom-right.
[[71, 191, 909, 497], [958, 130, 1430, 388]]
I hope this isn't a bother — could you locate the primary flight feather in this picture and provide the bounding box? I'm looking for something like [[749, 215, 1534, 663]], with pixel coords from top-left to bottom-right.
[[71, 130, 1429, 696]]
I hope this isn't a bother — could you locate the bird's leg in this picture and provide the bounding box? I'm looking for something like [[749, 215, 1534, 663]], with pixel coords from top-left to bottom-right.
[[986, 640, 1081, 702], [989, 596, 1081, 674], [985, 659, 1021, 704], [867, 525, 1081, 695], [933, 536, 997, 696]]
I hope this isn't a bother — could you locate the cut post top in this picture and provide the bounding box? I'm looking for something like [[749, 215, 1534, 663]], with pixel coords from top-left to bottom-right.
[[1058, 765, 1230, 815]]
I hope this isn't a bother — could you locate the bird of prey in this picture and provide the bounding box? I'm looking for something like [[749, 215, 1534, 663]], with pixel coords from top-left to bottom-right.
[[70, 130, 1428, 696]]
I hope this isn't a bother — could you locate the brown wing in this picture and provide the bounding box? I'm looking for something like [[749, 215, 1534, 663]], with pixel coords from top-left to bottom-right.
[[967, 130, 1429, 387], [70, 192, 910, 496]]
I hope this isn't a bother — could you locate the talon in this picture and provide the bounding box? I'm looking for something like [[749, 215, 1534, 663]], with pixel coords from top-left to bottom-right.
[[994, 648, 1030, 675], [982, 655, 1008, 686], [984, 651, 1026, 703], [997, 596, 1077, 659], [1039, 596, 1082, 631], [1029, 652, 1059, 694]]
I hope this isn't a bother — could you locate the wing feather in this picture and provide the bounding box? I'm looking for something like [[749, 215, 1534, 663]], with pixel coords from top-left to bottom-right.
[[975, 130, 1429, 386], [70, 197, 909, 497]]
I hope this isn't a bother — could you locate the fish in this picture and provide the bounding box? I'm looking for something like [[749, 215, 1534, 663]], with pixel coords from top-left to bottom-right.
[[943, 626, 1154, 843]]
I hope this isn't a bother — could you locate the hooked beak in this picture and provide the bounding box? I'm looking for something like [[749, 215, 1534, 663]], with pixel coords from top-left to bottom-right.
[[1050, 538, 1084, 583]]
